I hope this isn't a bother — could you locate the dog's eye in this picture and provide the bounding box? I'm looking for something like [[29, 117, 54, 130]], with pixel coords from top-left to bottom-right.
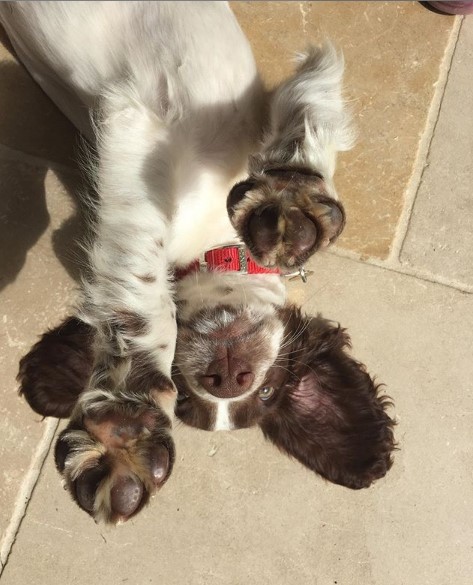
[[258, 386, 275, 401]]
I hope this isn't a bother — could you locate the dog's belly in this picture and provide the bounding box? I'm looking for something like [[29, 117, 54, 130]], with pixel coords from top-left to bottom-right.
[[0, 2, 261, 138], [1, 1, 262, 261]]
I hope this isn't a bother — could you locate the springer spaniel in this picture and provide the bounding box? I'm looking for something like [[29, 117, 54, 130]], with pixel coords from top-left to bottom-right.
[[1, 1, 395, 524]]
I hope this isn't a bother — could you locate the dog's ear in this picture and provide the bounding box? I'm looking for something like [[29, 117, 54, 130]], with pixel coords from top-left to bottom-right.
[[259, 312, 395, 489], [18, 317, 94, 418]]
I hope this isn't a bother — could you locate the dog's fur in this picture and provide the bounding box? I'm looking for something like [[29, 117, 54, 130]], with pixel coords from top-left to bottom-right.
[[1, 1, 395, 524]]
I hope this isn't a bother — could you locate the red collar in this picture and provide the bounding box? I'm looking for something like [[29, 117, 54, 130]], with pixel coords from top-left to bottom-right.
[[174, 244, 280, 280]]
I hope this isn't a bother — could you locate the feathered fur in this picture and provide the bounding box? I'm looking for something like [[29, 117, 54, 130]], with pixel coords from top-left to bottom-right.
[[2, 2, 394, 526]]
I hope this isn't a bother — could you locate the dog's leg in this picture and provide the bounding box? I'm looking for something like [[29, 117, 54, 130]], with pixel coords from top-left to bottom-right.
[[228, 44, 354, 269], [55, 94, 178, 524]]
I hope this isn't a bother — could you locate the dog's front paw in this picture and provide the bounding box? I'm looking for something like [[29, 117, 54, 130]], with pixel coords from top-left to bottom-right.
[[55, 388, 175, 524], [227, 168, 345, 269]]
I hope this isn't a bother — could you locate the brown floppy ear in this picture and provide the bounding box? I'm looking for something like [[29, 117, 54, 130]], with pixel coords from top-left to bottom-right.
[[17, 317, 94, 418], [259, 316, 395, 489]]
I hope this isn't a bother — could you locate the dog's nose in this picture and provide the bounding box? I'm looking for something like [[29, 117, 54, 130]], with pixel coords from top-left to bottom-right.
[[199, 359, 254, 398]]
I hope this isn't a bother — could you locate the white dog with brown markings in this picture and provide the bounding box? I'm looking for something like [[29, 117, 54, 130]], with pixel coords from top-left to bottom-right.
[[1, 1, 395, 525]]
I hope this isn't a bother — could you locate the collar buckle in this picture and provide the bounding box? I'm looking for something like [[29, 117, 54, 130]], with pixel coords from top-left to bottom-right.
[[285, 266, 313, 283], [237, 243, 248, 274]]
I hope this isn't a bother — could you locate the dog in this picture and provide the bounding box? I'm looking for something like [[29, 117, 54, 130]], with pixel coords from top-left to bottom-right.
[[1, 1, 395, 524]]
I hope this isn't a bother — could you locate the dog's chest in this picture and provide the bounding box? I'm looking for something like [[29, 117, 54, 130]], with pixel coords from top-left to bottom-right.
[[167, 164, 246, 266]]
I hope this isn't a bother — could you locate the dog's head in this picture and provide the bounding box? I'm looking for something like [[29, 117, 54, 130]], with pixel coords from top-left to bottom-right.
[[173, 292, 395, 489], [18, 292, 395, 490]]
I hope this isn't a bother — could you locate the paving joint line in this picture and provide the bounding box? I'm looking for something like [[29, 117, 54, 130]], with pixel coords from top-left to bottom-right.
[[329, 246, 473, 295], [0, 417, 59, 575], [387, 15, 463, 263]]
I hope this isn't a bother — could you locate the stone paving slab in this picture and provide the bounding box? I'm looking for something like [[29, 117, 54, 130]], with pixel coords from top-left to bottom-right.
[[0, 158, 81, 543], [0, 3, 470, 583], [2, 254, 472, 585], [232, 1, 457, 259], [401, 18, 473, 286]]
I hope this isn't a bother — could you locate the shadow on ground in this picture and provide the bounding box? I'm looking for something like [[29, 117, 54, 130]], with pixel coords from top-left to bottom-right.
[[0, 31, 92, 290]]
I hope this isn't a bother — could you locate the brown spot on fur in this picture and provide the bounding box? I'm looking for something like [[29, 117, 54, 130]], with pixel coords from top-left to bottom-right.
[[155, 238, 164, 248], [136, 273, 156, 283], [158, 344, 168, 350], [114, 310, 149, 337]]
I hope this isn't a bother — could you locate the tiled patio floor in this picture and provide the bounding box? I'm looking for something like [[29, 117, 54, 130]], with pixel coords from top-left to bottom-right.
[[0, 4, 471, 584]]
